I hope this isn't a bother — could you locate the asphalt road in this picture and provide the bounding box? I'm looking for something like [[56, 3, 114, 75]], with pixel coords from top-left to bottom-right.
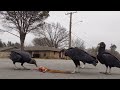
[[0, 58, 120, 79]]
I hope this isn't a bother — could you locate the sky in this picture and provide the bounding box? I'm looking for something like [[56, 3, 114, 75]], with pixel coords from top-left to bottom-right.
[[0, 11, 120, 52]]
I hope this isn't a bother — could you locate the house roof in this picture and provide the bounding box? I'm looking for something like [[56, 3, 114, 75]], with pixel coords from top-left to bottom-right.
[[0, 46, 18, 52], [24, 46, 61, 52], [0, 46, 61, 52]]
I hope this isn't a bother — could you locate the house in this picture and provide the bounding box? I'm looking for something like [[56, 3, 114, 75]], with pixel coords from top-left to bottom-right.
[[0, 46, 66, 59], [24, 46, 65, 59], [0, 46, 18, 58]]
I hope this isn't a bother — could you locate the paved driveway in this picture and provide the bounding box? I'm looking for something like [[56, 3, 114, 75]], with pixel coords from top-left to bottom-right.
[[0, 58, 120, 79]]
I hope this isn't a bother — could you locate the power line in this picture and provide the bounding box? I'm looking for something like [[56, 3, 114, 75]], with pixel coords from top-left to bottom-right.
[[0, 29, 20, 38], [64, 25, 93, 48]]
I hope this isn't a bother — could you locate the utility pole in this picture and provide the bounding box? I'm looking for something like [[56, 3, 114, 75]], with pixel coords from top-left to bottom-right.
[[66, 11, 77, 48]]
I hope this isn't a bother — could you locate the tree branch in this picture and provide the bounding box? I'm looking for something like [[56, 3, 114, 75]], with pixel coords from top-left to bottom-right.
[[0, 29, 20, 38]]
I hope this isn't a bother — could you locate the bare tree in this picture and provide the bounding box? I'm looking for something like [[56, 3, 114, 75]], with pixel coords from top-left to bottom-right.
[[71, 38, 85, 50], [109, 44, 120, 58], [0, 11, 49, 51], [110, 44, 117, 52], [0, 39, 7, 47], [0, 39, 4, 47], [87, 47, 98, 56], [11, 42, 21, 48], [33, 22, 69, 48], [32, 37, 52, 47], [7, 41, 14, 47]]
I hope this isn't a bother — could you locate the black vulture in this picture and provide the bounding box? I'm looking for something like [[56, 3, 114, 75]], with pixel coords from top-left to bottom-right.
[[97, 42, 120, 74], [63, 47, 98, 73], [10, 50, 38, 69]]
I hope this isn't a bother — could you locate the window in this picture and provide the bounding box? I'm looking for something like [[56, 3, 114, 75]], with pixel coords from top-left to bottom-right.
[[44, 53, 46, 57], [54, 51, 56, 55], [33, 54, 40, 58]]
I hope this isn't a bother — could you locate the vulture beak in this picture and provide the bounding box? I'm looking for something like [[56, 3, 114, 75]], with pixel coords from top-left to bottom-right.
[[30, 59, 38, 67], [35, 63, 38, 67]]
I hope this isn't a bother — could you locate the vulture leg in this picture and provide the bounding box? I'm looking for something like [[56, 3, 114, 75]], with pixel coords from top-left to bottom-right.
[[21, 63, 30, 70], [80, 62, 85, 68], [13, 62, 21, 70], [71, 67, 77, 73], [72, 60, 80, 73], [100, 66, 108, 74], [77, 65, 81, 72], [105, 66, 108, 74], [76, 60, 81, 73], [81, 64, 85, 69], [108, 67, 111, 75], [14, 64, 18, 70]]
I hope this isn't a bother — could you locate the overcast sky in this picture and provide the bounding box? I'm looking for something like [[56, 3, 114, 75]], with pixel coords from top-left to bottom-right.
[[0, 11, 120, 52]]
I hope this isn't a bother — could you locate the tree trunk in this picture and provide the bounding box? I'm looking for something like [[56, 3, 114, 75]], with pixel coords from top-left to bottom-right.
[[20, 32, 26, 51], [55, 44, 58, 48]]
